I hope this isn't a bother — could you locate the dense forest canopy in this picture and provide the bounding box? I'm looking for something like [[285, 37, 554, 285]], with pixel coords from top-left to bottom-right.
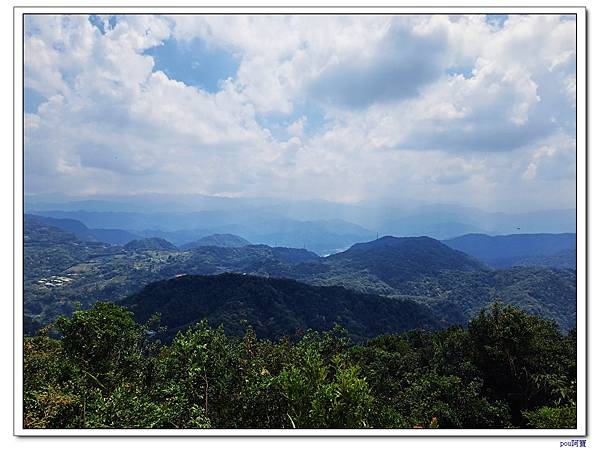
[[119, 273, 444, 341], [24, 302, 576, 429]]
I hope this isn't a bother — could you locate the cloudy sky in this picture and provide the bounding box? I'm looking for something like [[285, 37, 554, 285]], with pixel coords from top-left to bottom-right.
[[24, 14, 576, 212]]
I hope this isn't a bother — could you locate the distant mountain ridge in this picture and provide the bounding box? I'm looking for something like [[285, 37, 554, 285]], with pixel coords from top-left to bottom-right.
[[157, 236, 483, 291], [24, 216, 120, 282], [444, 233, 576, 269], [25, 194, 576, 235], [124, 238, 178, 252], [314, 236, 486, 293], [26, 214, 140, 245], [180, 233, 251, 249], [26, 210, 376, 255], [26, 214, 95, 240], [27, 200, 576, 254]]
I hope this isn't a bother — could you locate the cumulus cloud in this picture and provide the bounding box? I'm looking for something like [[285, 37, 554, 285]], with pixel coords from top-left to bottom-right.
[[23, 14, 577, 212], [306, 19, 449, 108]]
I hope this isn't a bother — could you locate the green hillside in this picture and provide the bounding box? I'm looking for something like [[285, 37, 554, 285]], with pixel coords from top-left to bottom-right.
[[120, 273, 443, 341]]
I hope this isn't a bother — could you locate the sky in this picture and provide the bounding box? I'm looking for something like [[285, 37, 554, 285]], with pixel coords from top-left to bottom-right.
[[23, 14, 577, 212]]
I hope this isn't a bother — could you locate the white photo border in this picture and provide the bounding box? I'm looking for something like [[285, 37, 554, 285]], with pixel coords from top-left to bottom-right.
[[13, 4, 588, 437]]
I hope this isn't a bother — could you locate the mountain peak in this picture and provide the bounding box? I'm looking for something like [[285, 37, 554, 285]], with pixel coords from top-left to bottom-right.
[[326, 235, 486, 288], [124, 237, 177, 252], [180, 233, 251, 250], [347, 235, 438, 250]]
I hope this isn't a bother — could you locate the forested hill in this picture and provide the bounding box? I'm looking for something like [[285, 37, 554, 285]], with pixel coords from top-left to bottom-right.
[[180, 233, 251, 249], [120, 273, 443, 341], [24, 216, 120, 281], [123, 237, 178, 252], [513, 249, 576, 269], [324, 236, 486, 288]]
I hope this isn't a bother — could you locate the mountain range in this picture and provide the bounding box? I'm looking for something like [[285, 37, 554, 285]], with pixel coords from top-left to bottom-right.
[[26, 194, 576, 255], [25, 211, 374, 255], [23, 218, 577, 335], [26, 214, 140, 245], [444, 233, 576, 269]]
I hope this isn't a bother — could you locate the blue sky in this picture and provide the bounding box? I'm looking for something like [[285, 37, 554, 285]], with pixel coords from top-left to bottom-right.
[[24, 87, 46, 113], [23, 14, 576, 212], [144, 36, 240, 93]]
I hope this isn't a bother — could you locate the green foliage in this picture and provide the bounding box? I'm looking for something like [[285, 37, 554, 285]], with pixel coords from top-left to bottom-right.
[[348, 329, 510, 429], [277, 333, 374, 428], [55, 302, 144, 385], [309, 357, 374, 428], [23, 302, 576, 430], [23, 336, 78, 428], [159, 322, 239, 427], [468, 303, 576, 425], [398, 374, 510, 428], [523, 404, 577, 429], [120, 273, 443, 341]]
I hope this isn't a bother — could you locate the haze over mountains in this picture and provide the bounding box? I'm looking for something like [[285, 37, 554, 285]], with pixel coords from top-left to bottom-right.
[[181, 234, 251, 249], [26, 214, 140, 245], [444, 233, 577, 269], [26, 194, 576, 255], [24, 213, 577, 337], [24, 194, 578, 341]]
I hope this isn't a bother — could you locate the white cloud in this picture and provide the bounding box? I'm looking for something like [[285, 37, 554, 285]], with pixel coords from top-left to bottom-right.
[[285, 116, 307, 138], [23, 14, 576, 212]]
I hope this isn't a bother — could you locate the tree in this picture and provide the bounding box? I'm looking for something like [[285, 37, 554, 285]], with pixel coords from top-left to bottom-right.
[[159, 321, 237, 427], [55, 302, 146, 390], [468, 302, 575, 425]]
